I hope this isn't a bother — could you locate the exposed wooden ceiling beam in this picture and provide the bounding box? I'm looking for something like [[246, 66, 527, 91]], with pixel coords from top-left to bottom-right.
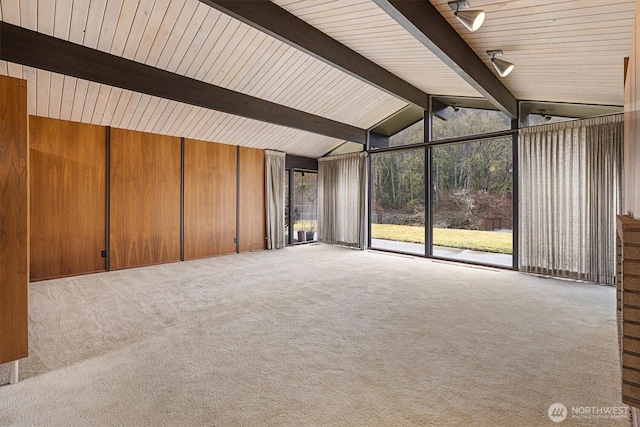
[[199, 0, 430, 110], [372, 0, 518, 119], [0, 22, 367, 144]]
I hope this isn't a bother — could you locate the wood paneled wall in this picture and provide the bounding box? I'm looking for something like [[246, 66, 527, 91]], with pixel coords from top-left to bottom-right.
[[29, 117, 106, 281], [184, 139, 237, 259], [239, 147, 266, 252], [0, 76, 29, 364], [109, 129, 181, 270], [25, 116, 267, 278]]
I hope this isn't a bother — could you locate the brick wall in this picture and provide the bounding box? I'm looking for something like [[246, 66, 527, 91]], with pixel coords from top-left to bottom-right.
[[618, 214, 640, 408]]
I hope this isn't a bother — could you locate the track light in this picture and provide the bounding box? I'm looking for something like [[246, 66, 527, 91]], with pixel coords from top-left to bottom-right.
[[487, 50, 514, 77], [448, 1, 485, 32], [537, 110, 552, 122]]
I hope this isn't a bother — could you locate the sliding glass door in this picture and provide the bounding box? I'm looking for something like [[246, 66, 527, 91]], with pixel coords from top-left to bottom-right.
[[288, 170, 317, 244]]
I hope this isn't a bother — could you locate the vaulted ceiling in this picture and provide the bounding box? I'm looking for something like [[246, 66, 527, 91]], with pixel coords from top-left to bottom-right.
[[0, 0, 636, 158]]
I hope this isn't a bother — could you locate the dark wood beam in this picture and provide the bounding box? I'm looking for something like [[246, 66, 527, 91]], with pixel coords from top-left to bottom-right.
[[369, 132, 390, 149], [0, 22, 367, 144], [373, 0, 518, 119], [200, 0, 430, 110], [285, 154, 318, 171]]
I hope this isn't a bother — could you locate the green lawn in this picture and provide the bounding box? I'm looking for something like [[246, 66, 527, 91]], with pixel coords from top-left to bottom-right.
[[371, 223, 512, 254], [293, 220, 317, 232]]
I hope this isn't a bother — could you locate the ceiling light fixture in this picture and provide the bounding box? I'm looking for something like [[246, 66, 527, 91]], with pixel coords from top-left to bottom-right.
[[537, 110, 552, 122], [487, 50, 514, 77], [448, 1, 485, 32]]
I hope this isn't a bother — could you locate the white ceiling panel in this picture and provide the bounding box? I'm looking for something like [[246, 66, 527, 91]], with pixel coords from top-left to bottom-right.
[[276, 0, 635, 107], [273, 0, 483, 98]]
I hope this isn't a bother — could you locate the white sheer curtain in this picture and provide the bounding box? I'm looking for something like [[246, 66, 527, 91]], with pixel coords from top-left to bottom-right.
[[265, 150, 286, 249], [519, 114, 624, 285], [317, 152, 367, 249]]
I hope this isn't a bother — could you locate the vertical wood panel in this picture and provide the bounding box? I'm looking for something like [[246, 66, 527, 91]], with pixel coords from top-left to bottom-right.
[[0, 75, 29, 364], [109, 128, 181, 270], [184, 139, 237, 259], [29, 116, 106, 281], [239, 147, 266, 252]]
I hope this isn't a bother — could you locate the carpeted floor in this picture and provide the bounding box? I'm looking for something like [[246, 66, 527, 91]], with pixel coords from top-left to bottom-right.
[[0, 244, 627, 426]]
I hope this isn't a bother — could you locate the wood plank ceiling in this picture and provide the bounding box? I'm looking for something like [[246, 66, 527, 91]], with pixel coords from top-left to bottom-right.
[[273, 0, 483, 99], [429, 0, 637, 106], [276, 0, 636, 107], [0, 0, 636, 157], [0, 0, 407, 158]]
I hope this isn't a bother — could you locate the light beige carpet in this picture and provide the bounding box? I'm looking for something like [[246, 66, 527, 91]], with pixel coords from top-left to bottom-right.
[[0, 244, 626, 426]]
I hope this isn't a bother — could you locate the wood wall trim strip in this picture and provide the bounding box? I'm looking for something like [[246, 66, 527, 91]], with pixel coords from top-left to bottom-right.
[[0, 22, 367, 144], [372, 0, 518, 119], [236, 145, 241, 254], [180, 137, 185, 262], [106, 126, 111, 272], [201, 0, 430, 109]]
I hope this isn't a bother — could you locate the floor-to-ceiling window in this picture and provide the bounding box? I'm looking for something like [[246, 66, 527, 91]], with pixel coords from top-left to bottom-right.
[[431, 106, 514, 267], [432, 137, 513, 267], [370, 149, 426, 255], [370, 119, 426, 254], [368, 105, 516, 268]]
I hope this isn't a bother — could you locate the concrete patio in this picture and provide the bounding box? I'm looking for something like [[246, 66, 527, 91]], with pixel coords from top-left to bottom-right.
[[370, 238, 513, 267]]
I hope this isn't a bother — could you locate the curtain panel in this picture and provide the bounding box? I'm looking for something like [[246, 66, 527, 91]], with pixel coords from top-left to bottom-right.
[[318, 152, 367, 249], [265, 150, 286, 249], [519, 114, 624, 285]]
